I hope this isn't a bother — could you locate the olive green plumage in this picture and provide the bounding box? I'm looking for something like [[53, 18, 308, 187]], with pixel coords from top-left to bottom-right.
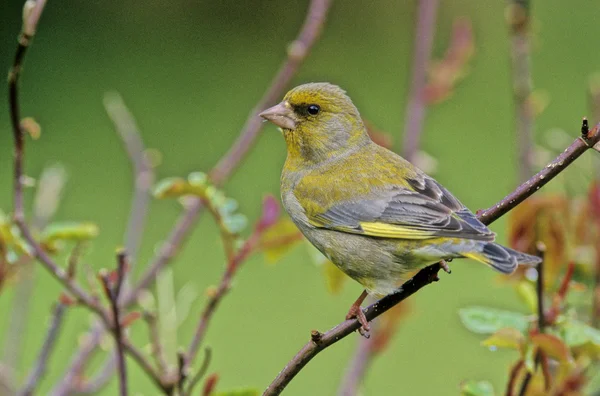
[[260, 82, 540, 296]]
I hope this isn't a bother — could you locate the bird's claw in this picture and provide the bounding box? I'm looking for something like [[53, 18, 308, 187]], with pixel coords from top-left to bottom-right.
[[440, 259, 452, 274], [346, 304, 370, 338]]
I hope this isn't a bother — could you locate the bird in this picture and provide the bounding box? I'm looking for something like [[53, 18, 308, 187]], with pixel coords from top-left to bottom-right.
[[259, 82, 540, 334]]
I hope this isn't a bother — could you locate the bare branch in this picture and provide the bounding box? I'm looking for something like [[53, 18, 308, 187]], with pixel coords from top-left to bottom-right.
[[264, 121, 600, 395], [401, 0, 439, 162], [209, 0, 332, 184], [185, 228, 262, 369], [104, 92, 154, 265], [337, 327, 376, 396], [184, 348, 212, 396], [99, 252, 129, 396], [506, 0, 535, 181], [18, 302, 68, 396]]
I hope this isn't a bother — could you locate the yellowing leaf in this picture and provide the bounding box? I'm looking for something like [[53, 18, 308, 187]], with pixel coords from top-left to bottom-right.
[[515, 280, 538, 313], [322, 259, 346, 295], [531, 333, 573, 364], [481, 328, 525, 351], [507, 195, 569, 288], [258, 218, 303, 264]]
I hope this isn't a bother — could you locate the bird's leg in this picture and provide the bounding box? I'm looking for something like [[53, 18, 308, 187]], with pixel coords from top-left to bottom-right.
[[346, 289, 370, 337], [440, 259, 452, 274]]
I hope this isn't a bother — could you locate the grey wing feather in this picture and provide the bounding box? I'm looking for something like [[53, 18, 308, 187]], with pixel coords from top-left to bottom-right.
[[315, 174, 495, 241]]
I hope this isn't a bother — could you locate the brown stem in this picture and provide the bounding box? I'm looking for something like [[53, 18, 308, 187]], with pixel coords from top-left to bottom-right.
[[506, 359, 525, 396], [18, 302, 68, 396], [264, 121, 600, 396], [337, 326, 376, 396], [518, 246, 545, 396], [209, 0, 332, 184], [104, 92, 154, 266], [185, 231, 260, 369], [401, 0, 439, 162], [507, 0, 534, 182], [99, 252, 129, 396], [54, 0, 332, 389], [184, 348, 212, 396]]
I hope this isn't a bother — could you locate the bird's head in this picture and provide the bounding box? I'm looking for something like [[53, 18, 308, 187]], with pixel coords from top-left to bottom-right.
[[260, 83, 369, 164]]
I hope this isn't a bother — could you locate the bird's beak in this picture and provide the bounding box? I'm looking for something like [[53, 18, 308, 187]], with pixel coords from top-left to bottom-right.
[[259, 102, 297, 130]]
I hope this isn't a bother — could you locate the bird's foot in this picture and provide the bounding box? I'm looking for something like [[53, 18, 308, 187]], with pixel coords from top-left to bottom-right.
[[440, 259, 452, 274], [346, 304, 370, 338]]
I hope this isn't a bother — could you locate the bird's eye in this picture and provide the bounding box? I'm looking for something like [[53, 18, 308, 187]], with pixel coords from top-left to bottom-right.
[[307, 104, 320, 116]]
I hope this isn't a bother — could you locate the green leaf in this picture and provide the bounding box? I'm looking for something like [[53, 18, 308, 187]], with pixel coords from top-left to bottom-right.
[[41, 221, 99, 243], [561, 319, 600, 347], [459, 380, 495, 396], [214, 389, 259, 396], [459, 307, 530, 334]]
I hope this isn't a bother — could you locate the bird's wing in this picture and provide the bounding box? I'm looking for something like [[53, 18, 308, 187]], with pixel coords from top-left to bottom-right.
[[303, 173, 494, 242]]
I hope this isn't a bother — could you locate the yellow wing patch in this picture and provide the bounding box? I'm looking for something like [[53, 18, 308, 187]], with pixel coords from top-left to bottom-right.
[[359, 222, 436, 240]]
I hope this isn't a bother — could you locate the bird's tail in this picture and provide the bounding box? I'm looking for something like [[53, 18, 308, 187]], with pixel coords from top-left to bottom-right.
[[462, 242, 541, 274]]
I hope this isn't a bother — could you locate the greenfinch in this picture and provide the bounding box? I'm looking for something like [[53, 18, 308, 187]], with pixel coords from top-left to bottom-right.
[[260, 82, 540, 332]]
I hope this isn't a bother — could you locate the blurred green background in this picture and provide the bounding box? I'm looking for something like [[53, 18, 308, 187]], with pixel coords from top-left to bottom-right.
[[1, 1, 599, 395]]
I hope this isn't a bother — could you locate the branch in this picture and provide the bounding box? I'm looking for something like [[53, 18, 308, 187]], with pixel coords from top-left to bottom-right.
[[337, 325, 376, 396], [185, 203, 275, 369], [209, 0, 332, 184], [18, 302, 67, 396], [264, 120, 600, 395], [99, 252, 129, 396], [506, 0, 535, 181], [3, 165, 67, 373], [126, 0, 331, 305], [401, 0, 439, 162], [104, 92, 154, 265], [518, 244, 546, 396], [184, 347, 211, 396]]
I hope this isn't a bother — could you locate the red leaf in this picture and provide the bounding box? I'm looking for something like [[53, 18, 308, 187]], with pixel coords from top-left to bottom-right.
[[202, 373, 219, 396], [257, 195, 280, 231], [120, 311, 142, 328], [59, 293, 76, 306]]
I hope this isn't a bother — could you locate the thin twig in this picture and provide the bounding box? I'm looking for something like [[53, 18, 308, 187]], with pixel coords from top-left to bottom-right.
[[50, 323, 103, 395], [144, 311, 169, 376], [506, 359, 525, 396], [104, 92, 154, 266], [264, 121, 600, 395], [99, 252, 129, 396], [74, 1, 332, 389], [507, 0, 535, 181], [185, 231, 261, 369], [518, 244, 546, 396], [209, 0, 332, 184], [66, 92, 156, 395], [18, 302, 68, 396], [337, 326, 376, 396], [478, 121, 600, 224], [184, 348, 212, 396], [401, 0, 439, 162]]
